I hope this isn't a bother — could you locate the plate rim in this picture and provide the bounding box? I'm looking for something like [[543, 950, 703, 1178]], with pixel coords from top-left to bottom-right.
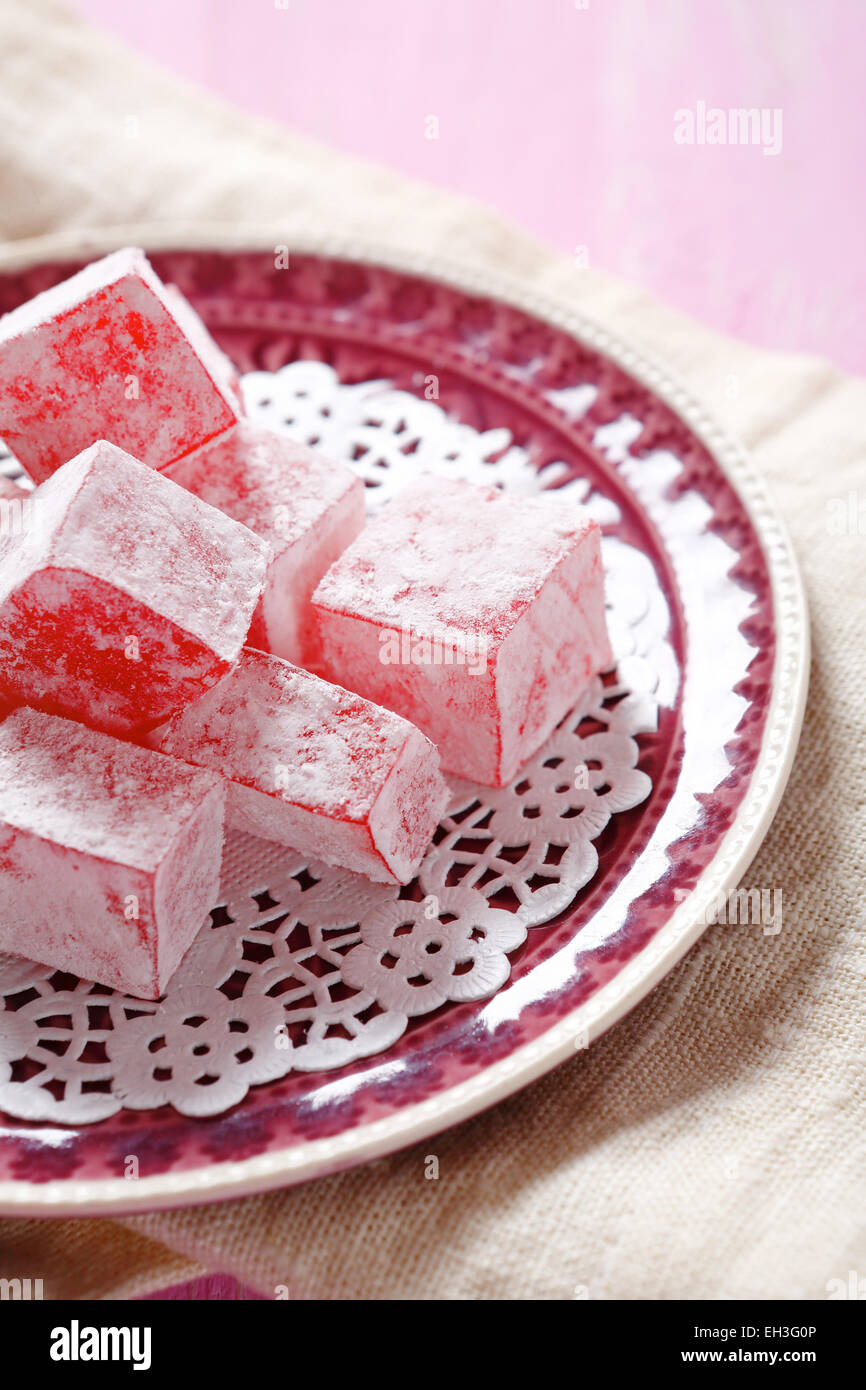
[[0, 228, 810, 1215]]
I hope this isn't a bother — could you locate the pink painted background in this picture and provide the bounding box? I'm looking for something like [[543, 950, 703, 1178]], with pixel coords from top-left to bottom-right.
[[70, 0, 864, 374]]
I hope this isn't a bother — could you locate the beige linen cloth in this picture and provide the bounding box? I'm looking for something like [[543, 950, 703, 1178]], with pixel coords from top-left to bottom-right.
[[0, 0, 863, 1301]]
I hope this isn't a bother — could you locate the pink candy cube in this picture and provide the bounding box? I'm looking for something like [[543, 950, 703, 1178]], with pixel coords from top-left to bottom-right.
[[0, 247, 242, 483], [313, 477, 612, 786], [0, 440, 271, 734], [147, 648, 450, 885], [0, 708, 225, 999], [166, 423, 365, 667]]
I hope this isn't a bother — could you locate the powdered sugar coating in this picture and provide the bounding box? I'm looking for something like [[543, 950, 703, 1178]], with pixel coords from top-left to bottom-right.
[[0, 441, 271, 733], [171, 423, 361, 549], [313, 477, 611, 785], [0, 707, 220, 868], [147, 648, 449, 884], [160, 282, 243, 414], [52, 442, 271, 659], [314, 475, 598, 649], [167, 423, 365, 664], [0, 247, 242, 483], [0, 708, 225, 998], [0, 248, 150, 337]]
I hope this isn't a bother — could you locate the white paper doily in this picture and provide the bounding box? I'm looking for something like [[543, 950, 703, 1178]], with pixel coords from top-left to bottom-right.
[[0, 362, 663, 1122]]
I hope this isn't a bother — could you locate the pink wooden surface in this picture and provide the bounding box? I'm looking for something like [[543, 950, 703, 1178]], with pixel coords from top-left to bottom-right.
[[69, 0, 864, 375]]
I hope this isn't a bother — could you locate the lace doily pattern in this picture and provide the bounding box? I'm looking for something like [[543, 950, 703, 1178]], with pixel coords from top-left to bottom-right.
[[0, 362, 659, 1122]]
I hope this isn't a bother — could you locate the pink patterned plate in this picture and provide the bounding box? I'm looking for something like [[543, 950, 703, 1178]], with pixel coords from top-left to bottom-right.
[[0, 236, 808, 1215]]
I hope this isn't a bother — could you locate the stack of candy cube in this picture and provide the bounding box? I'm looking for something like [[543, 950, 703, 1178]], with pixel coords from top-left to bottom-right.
[[0, 249, 610, 1000]]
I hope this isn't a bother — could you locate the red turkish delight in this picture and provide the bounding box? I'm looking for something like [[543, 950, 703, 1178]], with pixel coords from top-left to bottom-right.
[[0, 440, 270, 734], [147, 648, 449, 885], [312, 477, 612, 785], [0, 247, 242, 483], [166, 423, 365, 666], [0, 707, 225, 999]]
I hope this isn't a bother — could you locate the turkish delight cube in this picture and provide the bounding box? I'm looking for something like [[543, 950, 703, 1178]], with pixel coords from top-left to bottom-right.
[[312, 476, 612, 786], [0, 440, 271, 734], [0, 246, 242, 483], [166, 423, 365, 666], [0, 707, 225, 999], [147, 648, 450, 885]]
